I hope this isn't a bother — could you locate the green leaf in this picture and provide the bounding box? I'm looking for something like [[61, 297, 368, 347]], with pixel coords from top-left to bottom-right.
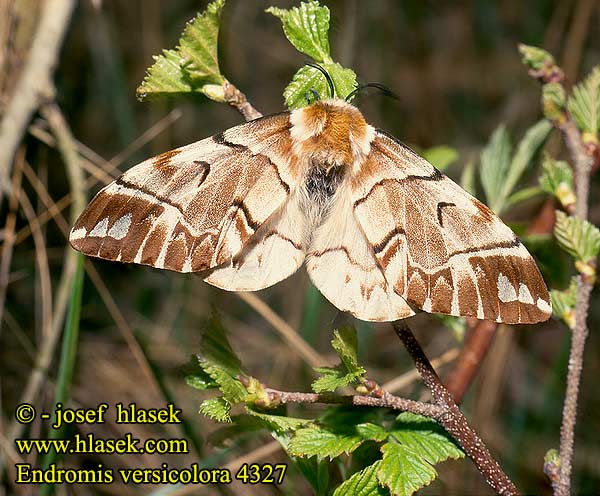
[[332, 326, 365, 376], [389, 413, 464, 465], [245, 407, 312, 433], [290, 454, 330, 495], [567, 66, 600, 137], [137, 0, 226, 101], [137, 49, 195, 100], [185, 369, 219, 390], [178, 0, 226, 85], [356, 423, 389, 443], [550, 277, 578, 329], [539, 155, 575, 208], [505, 186, 544, 208], [333, 461, 388, 496], [479, 125, 511, 211], [542, 82, 567, 122], [421, 146, 459, 172], [460, 160, 476, 196], [198, 314, 247, 403], [554, 210, 600, 262], [480, 120, 551, 214], [497, 119, 552, 213], [267, 1, 332, 63], [288, 426, 366, 460], [199, 397, 231, 422], [518, 44, 556, 71], [377, 442, 437, 496], [284, 63, 357, 109], [312, 327, 366, 392], [312, 365, 363, 393]]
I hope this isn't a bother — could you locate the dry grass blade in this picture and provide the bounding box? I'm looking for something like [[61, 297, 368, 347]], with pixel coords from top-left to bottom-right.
[[0, 150, 25, 335], [236, 291, 329, 369]]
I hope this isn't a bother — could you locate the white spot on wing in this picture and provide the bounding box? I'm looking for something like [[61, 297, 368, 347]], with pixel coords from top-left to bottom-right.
[[497, 273, 517, 303], [70, 227, 87, 240], [518, 283, 534, 304], [536, 298, 551, 314], [422, 296, 432, 312], [108, 213, 132, 240], [89, 217, 109, 237]]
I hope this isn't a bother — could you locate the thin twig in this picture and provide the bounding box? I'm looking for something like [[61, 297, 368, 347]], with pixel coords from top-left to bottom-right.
[[0, 0, 76, 198], [223, 80, 262, 121], [264, 388, 445, 418], [393, 322, 519, 496], [555, 113, 595, 496]]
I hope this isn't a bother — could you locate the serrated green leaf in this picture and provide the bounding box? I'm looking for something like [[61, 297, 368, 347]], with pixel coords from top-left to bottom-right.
[[377, 442, 437, 496], [496, 119, 552, 213], [186, 368, 218, 390], [199, 397, 231, 422], [312, 365, 363, 393], [178, 0, 226, 86], [333, 460, 388, 496], [137, 49, 195, 100], [542, 82, 567, 122], [245, 407, 312, 432], [284, 63, 357, 109], [518, 44, 556, 71], [554, 210, 600, 262], [332, 326, 365, 376], [390, 412, 464, 465], [567, 66, 600, 136], [421, 146, 458, 172], [356, 423, 389, 442], [289, 454, 331, 495], [200, 313, 241, 376], [197, 314, 247, 403], [480, 125, 511, 211], [539, 155, 575, 208], [288, 426, 365, 460], [550, 277, 578, 329], [267, 1, 332, 63], [137, 0, 225, 102]]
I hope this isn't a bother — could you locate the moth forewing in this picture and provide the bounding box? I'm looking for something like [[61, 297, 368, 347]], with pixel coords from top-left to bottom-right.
[[70, 98, 551, 324]]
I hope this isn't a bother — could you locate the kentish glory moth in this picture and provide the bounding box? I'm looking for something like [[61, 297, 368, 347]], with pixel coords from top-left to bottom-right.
[[70, 98, 551, 324]]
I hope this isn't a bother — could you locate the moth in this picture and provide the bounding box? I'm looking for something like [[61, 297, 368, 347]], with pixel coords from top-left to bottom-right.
[[70, 98, 551, 324]]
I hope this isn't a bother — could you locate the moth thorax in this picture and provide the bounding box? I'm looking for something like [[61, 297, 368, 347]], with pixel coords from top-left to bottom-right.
[[290, 99, 373, 167], [305, 161, 345, 205]]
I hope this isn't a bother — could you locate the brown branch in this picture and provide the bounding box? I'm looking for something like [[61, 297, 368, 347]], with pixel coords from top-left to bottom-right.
[[393, 322, 519, 496], [264, 388, 445, 419], [0, 0, 76, 200], [223, 80, 262, 121], [555, 111, 595, 496]]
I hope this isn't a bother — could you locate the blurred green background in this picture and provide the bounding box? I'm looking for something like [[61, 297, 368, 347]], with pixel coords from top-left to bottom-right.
[[1, 1, 599, 495]]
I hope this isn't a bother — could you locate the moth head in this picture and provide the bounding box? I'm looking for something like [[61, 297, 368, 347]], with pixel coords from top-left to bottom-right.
[[290, 99, 375, 167]]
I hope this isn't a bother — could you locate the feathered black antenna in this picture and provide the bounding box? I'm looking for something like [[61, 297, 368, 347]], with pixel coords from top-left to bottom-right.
[[306, 62, 335, 99], [345, 82, 399, 102]]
